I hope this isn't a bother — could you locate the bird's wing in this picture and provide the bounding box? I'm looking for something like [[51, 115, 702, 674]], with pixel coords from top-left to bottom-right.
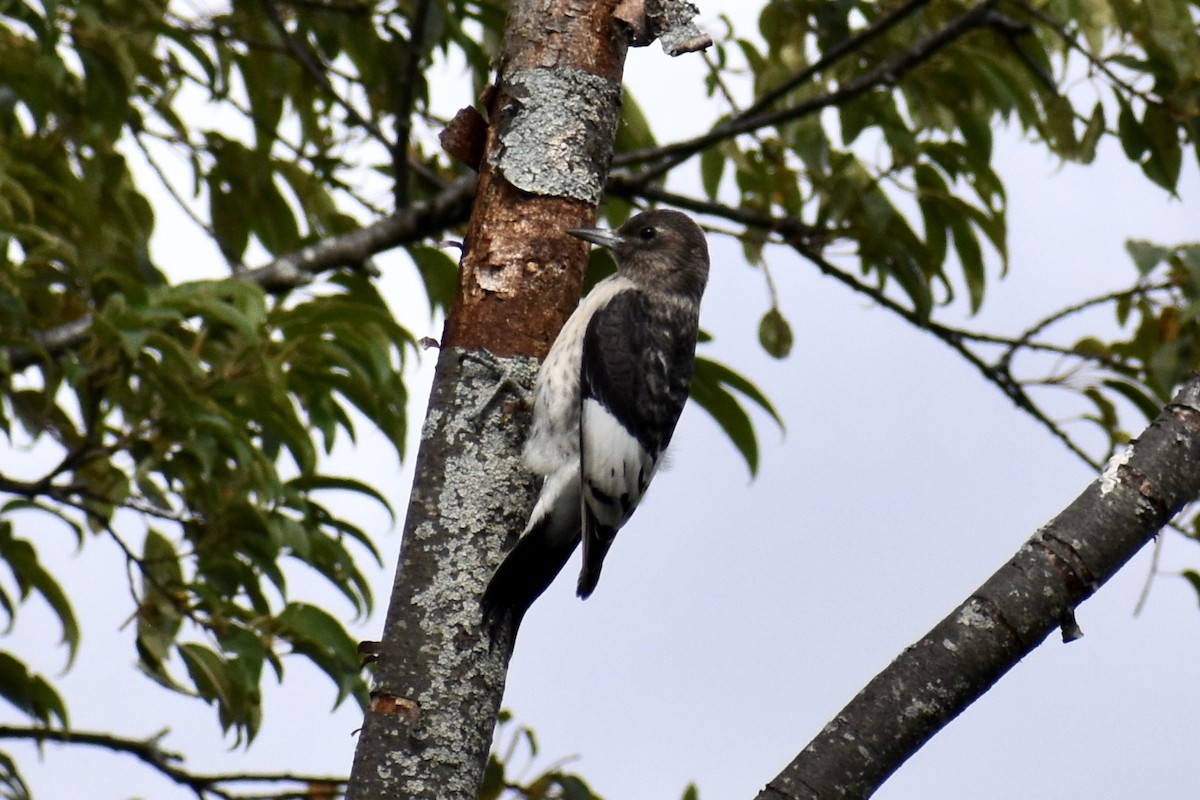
[[577, 290, 697, 597]]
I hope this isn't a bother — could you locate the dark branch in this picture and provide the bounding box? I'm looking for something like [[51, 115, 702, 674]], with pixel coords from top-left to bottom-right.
[[740, 0, 935, 119], [614, 0, 1000, 182], [4, 175, 475, 373], [0, 725, 346, 800], [618, 183, 1100, 468], [392, 0, 433, 209]]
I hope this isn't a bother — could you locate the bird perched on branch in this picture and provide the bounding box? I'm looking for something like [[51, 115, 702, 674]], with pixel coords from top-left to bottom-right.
[[482, 209, 710, 633]]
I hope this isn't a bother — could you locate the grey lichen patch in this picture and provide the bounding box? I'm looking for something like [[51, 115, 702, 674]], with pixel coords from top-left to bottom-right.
[[382, 347, 540, 800], [491, 67, 621, 204], [956, 602, 995, 630], [1099, 446, 1132, 496], [646, 0, 712, 55]]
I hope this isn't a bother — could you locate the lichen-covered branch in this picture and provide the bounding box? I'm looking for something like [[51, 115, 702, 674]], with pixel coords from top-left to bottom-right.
[[345, 349, 537, 800], [344, 1, 651, 798], [759, 375, 1200, 800]]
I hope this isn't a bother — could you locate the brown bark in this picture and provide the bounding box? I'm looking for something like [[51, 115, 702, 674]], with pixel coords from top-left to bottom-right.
[[442, 0, 630, 358]]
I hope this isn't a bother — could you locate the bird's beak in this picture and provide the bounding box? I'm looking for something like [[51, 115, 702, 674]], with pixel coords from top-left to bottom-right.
[[568, 226, 621, 250]]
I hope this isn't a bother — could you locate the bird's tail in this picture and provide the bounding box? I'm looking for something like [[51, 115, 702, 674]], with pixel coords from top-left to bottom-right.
[[577, 514, 618, 599], [482, 515, 579, 636], [482, 466, 582, 638]]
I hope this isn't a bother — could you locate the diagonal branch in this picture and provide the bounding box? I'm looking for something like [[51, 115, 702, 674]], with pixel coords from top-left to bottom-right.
[[262, 0, 393, 149], [620, 183, 1100, 468], [4, 175, 475, 374], [391, 0, 433, 209], [740, 0, 935, 120], [0, 725, 346, 800], [614, 0, 1000, 182], [757, 375, 1200, 799]]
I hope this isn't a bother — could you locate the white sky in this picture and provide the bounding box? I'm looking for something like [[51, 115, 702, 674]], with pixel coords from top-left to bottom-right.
[[5, 2, 1200, 799]]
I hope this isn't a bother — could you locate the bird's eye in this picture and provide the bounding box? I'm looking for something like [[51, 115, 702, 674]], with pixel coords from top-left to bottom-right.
[[639, 227, 657, 241]]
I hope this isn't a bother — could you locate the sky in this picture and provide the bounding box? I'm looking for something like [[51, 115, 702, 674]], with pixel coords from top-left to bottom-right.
[[6, 2, 1200, 799]]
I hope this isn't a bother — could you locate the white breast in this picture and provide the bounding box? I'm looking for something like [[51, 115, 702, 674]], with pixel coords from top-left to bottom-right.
[[523, 275, 634, 477]]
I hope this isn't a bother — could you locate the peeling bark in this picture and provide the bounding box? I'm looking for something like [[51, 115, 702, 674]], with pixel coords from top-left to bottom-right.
[[441, 0, 632, 358], [759, 375, 1200, 800]]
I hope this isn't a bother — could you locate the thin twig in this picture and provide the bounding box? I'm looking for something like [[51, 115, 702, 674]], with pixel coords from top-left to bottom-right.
[[1010, 0, 1157, 105], [619, 182, 1101, 468], [999, 281, 1173, 370], [391, 0, 433, 209], [262, 0, 394, 149], [0, 725, 347, 800], [614, 0, 1000, 183], [741, 0, 935, 119], [132, 131, 215, 238]]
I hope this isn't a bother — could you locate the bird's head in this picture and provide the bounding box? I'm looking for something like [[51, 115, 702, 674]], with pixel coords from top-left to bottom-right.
[[569, 209, 710, 301]]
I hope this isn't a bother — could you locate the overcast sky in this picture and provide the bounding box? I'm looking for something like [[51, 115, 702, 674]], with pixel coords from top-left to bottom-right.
[[7, 3, 1200, 799]]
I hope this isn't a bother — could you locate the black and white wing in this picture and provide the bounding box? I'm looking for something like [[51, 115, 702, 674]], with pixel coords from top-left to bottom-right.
[[576, 289, 699, 597]]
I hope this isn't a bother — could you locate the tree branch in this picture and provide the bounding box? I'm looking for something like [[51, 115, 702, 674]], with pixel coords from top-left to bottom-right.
[[262, 0, 393, 150], [614, 0, 1000, 182], [3, 175, 475, 374], [391, 0, 433, 209], [0, 726, 347, 800], [758, 374, 1200, 799], [618, 183, 1101, 467], [740, 0, 935, 120]]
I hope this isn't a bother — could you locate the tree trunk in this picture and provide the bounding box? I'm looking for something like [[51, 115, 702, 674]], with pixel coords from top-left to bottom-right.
[[344, 1, 633, 797]]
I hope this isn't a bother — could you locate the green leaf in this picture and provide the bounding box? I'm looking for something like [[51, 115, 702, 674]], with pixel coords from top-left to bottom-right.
[[480, 755, 506, 800], [689, 356, 783, 476], [275, 602, 367, 709], [0, 651, 67, 727], [1078, 102, 1105, 165], [137, 529, 184, 672], [1180, 570, 1200, 607], [179, 641, 260, 741], [408, 245, 459, 315], [288, 475, 395, 522], [1101, 378, 1163, 422], [556, 774, 601, 800], [0, 528, 80, 666], [757, 307, 794, 359], [179, 642, 234, 708], [1116, 99, 1149, 162], [700, 141, 726, 200], [0, 750, 31, 800], [1140, 103, 1182, 192], [947, 210, 986, 313], [1126, 240, 1169, 275]]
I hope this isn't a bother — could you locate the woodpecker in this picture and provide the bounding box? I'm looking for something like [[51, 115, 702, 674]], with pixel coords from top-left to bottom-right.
[[482, 209, 710, 631]]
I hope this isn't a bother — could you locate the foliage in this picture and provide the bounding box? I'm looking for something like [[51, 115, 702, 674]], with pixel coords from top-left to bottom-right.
[[626, 0, 1200, 468], [0, 0, 1199, 795], [0, 0, 430, 745]]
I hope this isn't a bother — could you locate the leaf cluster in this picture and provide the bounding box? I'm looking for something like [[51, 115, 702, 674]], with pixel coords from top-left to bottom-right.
[[0, 0, 459, 744]]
